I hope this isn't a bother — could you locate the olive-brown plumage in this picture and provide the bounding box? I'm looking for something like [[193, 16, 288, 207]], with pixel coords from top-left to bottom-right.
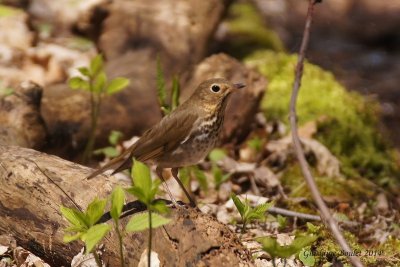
[[87, 78, 245, 205]]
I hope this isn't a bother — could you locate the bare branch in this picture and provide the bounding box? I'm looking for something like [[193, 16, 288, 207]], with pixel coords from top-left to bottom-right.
[[288, 1, 364, 266]]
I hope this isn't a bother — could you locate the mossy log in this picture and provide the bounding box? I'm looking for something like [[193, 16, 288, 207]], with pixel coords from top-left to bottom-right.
[[0, 146, 252, 266]]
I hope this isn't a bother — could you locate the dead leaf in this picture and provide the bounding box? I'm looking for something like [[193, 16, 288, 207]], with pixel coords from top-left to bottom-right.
[[298, 121, 317, 139], [376, 193, 389, 212], [254, 166, 279, 188], [266, 136, 341, 178]]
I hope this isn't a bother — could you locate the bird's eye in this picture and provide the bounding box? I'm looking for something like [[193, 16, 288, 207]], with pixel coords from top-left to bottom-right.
[[211, 85, 220, 93]]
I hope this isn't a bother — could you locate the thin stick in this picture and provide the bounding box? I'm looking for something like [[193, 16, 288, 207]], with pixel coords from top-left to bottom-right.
[[30, 160, 83, 212], [288, 1, 363, 266], [268, 207, 358, 227], [268, 207, 320, 221]]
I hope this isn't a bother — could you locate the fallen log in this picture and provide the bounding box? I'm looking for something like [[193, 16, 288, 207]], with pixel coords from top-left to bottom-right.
[[0, 146, 253, 266]]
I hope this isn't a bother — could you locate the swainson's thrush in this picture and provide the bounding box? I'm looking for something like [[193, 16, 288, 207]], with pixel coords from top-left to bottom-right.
[[87, 78, 245, 205]]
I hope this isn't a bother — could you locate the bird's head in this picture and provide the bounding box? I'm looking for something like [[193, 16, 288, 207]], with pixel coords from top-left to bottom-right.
[[192, 78, 245, 111]]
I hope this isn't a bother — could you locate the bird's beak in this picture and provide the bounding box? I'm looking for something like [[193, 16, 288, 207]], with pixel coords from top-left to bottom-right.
[[234, 83, 246, 90]]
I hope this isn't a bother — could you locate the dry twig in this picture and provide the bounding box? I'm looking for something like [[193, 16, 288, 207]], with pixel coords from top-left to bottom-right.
[[288, 1, 364, 266]]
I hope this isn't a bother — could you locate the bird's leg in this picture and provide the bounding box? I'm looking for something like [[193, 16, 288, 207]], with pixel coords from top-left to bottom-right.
[[156, 166, 178, 207], [171, 168, 196, 207]]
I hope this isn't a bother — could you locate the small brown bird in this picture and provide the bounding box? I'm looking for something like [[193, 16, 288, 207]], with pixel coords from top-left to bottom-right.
[[87, 78, 245, 205]]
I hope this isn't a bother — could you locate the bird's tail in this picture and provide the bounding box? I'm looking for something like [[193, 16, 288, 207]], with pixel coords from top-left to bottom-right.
[[86, 148, 133, 180]]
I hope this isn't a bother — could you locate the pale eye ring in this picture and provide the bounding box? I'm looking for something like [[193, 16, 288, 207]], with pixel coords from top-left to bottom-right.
[[211, 84, 220, 93]]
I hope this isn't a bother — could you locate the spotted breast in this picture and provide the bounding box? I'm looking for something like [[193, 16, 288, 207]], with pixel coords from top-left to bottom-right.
[[155, 110, 225, 168]]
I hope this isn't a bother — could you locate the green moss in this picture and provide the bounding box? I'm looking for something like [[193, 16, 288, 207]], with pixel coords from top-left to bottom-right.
[[313, 230, 366, 265], [245, 50, 400, 190], [309, 228, 400, 266], [221, 3, 284, 58], [376, 236, 400, 266], [281, 165, 376, 207]]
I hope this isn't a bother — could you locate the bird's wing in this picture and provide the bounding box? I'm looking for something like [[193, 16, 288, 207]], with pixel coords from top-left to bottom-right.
[[132, 109, 199, 161], [86, 109, 198, 179]]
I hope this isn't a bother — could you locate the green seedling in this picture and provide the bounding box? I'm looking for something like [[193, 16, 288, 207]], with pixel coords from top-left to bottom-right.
[[126, 159, 170, 267], [69, 54, 130, 163], [231, 194, 273, 235], [256, 235, 317, 267], [277, 214, 288, 230], [156, 55, 180, 116], [306, 222, 321, 234], [60, 198, 110, 267]]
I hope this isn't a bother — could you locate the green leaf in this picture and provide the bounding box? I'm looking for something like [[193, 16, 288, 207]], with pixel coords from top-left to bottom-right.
[[106, 77, 130, 95], [60, 206, 88, 228], [246, 211, 265, 221], [213, 164, 222, 185], [277, 215, 287, 230], [150, 212, 171, 228], [171, 75, 180, 110], [151, 200, 169, 214], [149, 179, 162, 200], [252, 202, 273, 215], [83, 223, 111, 254], [256, 235, 317, 259], [78, 67, 90, 77], [126, 187, 147, 204], [299, 248, 315, 267], [132, 159, 152, 192], [68, 76, 89, 90], [110, 186, 125, 222], [93, 71, 107, 93], [93, 147, 120, 158], [156, 55, 166, 107], [86, 198, 107, 226], [108, 130, 123, 145], [126, 212, 170, 232], [90, 54, 103, 76], [256, 236, 279, 258], [231, 194, 245, 218], [208, 148, 227, 162], [306, 222, 320, 233], [244, 201, 274, 223], [290, 235, 318, 252], [192, 166, 208, 192], [213, 164, 231, 189], [63, 232, 83, 243]]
